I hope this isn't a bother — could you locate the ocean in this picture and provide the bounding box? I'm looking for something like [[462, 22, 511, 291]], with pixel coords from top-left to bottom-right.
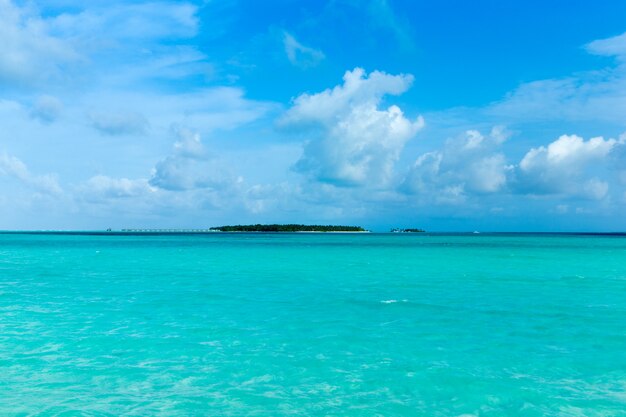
[[1, 232, 625, 416]]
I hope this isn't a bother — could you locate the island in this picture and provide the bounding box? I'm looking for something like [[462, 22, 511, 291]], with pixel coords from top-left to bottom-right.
[[390, 228, 425, 233], [209, 224, 367, 232]]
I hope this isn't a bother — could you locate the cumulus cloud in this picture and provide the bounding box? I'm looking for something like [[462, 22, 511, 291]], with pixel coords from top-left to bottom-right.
[[171, 126, 206, 158], [149, 128, 237, 191], [283, 32, 325, 68], [612, 134, 626, 186], [89, 111, 149, 136], [281, 68, 423, 187], [402, 127, 511, 203], [403, 129, 626, 204], [75, 127, 245, 211], [80, 175, 154, 201], [244, 182, 297, 214], [30, 95, 63, 123], [0, 152, 62, 194], [514, 134, 622, 199]]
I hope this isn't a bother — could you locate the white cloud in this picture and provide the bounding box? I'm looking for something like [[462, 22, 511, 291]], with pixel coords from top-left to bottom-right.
[[108, 46, 213, 86], [89, 111, 149, 136], [81, 175, 154, 200], [50, 2, 199, 41], [149, 128, 238, 191], [585, 31, 626, 59], [581, 178, 610, 200], [520, 134, 616, 170], [244, 182, 297, 214], [0, 152, 62, 194], [0, 0, 79, 86], [171, 126, 206, 159], [515, 134, 620, 199], [0, 1, 202, 89], [80, 87, 275, 138], [283, 32, 325, 68], [73, 127, 248, 213], [482, 32, 626, 126], [402, 128, 625, 205], [282, 67, 414, 124], [281, 68, 423, 187], [402, 127, 511, 202]]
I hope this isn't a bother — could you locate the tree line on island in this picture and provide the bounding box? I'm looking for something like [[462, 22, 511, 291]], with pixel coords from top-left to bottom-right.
[[210, 224, 367, 232], [208, 224, 426, 233]]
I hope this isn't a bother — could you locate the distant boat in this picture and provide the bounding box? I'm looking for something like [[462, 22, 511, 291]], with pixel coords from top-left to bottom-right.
[[473, 231, 480, 234]]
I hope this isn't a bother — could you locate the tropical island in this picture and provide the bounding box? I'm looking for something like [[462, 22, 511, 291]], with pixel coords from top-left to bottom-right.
[[209, 224, 368, 232], [390, 228, 425, 233]]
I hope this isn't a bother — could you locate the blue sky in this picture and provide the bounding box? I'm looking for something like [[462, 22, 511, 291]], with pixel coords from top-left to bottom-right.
[[1, 0, 626, 231]]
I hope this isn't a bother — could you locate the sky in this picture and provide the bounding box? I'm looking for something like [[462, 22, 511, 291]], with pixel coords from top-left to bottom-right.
[[1, 0, 626, 231]]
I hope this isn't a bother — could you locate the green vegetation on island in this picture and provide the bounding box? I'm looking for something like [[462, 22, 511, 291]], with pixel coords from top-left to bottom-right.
[[390, 228, 425, 233], [210, 224, 367, 232]]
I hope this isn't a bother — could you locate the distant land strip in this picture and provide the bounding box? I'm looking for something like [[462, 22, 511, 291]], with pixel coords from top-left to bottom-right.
[[2, 230, 626, 236], [208, 224, 368, 232]]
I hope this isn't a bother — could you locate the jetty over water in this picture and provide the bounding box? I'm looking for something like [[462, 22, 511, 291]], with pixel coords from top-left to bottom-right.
[[120, 229, 216, 233]]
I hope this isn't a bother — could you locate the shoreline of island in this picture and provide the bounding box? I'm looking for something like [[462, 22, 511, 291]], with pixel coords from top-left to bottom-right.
[[207, 224, 369, 233]]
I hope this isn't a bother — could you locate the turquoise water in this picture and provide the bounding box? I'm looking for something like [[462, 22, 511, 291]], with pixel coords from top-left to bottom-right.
[[1, 233, 626, 416]]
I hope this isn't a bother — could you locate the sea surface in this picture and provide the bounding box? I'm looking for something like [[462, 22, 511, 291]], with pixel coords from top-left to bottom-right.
[[1, 232, 625, 416]]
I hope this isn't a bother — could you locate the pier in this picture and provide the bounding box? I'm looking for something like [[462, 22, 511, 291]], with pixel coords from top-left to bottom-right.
[[120, 229, 217, 233]]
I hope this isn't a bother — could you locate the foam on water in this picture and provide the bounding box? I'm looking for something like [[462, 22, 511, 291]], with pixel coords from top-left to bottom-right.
[[380, 299, 409, 304], [1, 233, 626, 415]]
